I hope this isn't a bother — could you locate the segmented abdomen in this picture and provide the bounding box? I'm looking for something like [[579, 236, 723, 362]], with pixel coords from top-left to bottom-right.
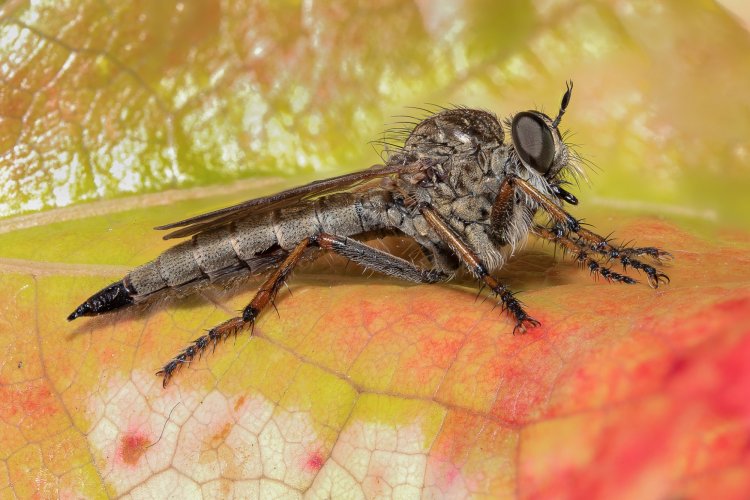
[[124, 192, 390, 299]]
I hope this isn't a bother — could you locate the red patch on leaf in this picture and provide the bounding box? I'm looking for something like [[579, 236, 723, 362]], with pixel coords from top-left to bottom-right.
[[357, 300, 380, 330], [97, 346, 117, 366], [714, 297, 750, 315], [417, 334, 464, 369], [0, 380, 58, 420], [119, 432, 150, 466], [305, 451, 325, 471], [519, 293, 750, 498]]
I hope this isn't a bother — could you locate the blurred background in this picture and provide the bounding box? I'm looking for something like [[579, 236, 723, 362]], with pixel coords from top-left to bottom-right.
[[0, 0, 749, 233]]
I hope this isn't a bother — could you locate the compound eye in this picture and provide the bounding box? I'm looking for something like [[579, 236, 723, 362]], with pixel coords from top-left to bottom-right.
[[511, 112, 555, 174]]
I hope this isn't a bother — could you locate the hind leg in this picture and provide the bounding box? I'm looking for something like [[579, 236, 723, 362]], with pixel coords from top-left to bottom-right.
[[157, 237, 313, 387], [157, 233, 450, 387]]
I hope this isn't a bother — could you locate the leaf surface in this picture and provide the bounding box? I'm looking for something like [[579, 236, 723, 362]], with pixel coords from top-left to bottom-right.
[[2, 187, 750, 498]]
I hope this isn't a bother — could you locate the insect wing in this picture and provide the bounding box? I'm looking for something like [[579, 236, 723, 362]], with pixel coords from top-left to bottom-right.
[[155, 163, 421, 240]]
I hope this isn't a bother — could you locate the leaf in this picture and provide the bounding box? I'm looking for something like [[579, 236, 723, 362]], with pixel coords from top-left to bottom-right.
[[2, 1, 750, 498], [2, 185, 750, 497]]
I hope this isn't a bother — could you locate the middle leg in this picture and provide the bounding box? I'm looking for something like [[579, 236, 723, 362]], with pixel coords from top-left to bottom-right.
[[420, 203, 540, 333]]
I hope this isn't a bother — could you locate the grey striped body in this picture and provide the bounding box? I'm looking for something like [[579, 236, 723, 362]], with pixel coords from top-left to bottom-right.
[[72, 107, 561, 320], [124, 191, 394, 299]]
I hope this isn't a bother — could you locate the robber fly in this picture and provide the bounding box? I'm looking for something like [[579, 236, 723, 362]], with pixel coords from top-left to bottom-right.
[[68, 82, 671, 387]]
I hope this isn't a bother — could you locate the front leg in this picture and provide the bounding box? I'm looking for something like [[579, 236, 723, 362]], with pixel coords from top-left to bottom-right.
[[419, 204, 539, 333], [489, 174, 578, 245], [495, 175, 671, 288], [574, 227, 671, 287], [499, 175, 580, 232], [533, 225, 637, 284]]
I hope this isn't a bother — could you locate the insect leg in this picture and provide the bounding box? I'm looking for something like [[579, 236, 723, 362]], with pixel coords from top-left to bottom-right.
[[155, 232, 448, 386], [533, 226, 637, 284], [490, 175, 578, 244], [573, 227, 671, 287], [504, 176, 581, 232], [315, 233, 449, 284], [489, 174, 516, 244], [157, 237, 313, 387], [419, 204, 539, 333], [504, 176, 670, 288]]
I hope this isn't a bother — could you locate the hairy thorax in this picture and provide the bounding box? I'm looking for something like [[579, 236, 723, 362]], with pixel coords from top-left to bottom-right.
[[385, 108, 541, 272]]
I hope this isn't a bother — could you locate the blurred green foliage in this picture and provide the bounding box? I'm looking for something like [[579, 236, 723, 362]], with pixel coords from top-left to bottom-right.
[[1, 0, 748, 228]]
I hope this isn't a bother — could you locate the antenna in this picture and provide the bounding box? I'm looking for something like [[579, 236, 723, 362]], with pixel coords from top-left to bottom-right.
[[551, 80, 573, 129]]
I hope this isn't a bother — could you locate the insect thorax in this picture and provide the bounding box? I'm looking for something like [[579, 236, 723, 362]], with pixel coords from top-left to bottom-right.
[[385, 108, 548, 272]]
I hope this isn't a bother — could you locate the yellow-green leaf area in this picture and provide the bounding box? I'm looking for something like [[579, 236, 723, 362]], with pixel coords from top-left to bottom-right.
[[2, 1, 747, 228], [280, 363, 358, 433], [351, 393, 447, 451]]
